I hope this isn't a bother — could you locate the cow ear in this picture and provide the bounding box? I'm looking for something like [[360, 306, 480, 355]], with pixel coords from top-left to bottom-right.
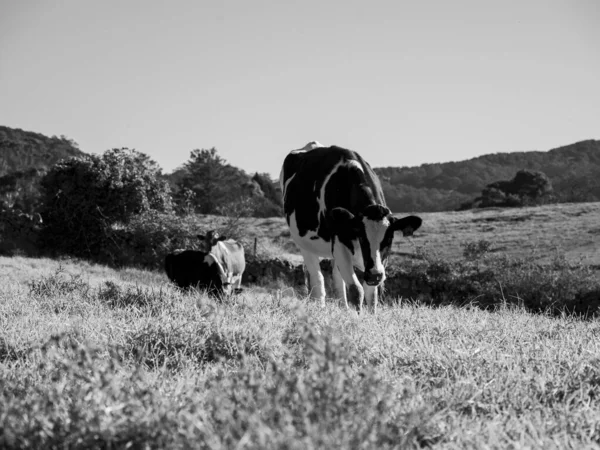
[[328, 207, 361, 238], [390, 215, 422, 237], [197, 234, 205, 241], [217, 235, 227, 241]]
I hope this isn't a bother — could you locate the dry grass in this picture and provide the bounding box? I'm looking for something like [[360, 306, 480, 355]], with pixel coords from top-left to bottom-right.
[[412, 202, 600, 265], [2, 261, 600, 448], [191, 202, 600, 267], [2, 202, 600, 448]]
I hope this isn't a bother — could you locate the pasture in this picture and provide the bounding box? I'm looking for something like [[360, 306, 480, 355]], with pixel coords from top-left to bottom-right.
[[2, 202, 600, 448], [194, 201, 600, 266]]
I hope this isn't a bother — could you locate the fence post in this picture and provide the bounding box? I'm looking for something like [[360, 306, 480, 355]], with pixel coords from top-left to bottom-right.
[[254, 237, 257, 259]]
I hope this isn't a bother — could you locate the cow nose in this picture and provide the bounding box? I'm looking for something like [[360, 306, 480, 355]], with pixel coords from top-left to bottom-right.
[[365, 272, 383, 286]]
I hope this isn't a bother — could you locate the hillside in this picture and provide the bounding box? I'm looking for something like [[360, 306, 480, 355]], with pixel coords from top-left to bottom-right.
[[2, 124, 598, 214], [375, 139, 600, 212], [0, 126, 85, 176]]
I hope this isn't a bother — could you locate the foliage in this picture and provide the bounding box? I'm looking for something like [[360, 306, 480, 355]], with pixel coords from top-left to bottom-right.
[[476, 169, 554, 208], [174, 148, 253, 214], [0, 126, 84, 176], [380, 179, 471, 213], [28, 267, 91, 298], [252, 172, 283, 214], [171, 148, 283, 217], [387, 244, 600, 317], [376, 139, 600, 211], [0, 205, 43, 256], [38, 148, 173, 260], [0, 168, 46, 213]]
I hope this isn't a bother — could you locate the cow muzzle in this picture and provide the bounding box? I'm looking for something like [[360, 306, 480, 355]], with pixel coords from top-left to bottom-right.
[[364, 271, 384, 286]]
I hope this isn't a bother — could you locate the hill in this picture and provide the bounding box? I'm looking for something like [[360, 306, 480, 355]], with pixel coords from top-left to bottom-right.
[[2, 124, 598, 214], [0, 126, 86, 176], [375, 139, 600, 212]]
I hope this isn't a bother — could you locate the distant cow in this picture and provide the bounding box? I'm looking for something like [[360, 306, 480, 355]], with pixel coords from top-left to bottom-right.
[[197, 230, 246, 295], [164, 249, 226, 297], [280, 142, 422, 313]]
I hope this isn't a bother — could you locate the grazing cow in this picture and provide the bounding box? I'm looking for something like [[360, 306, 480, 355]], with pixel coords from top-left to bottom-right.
[[280, 142, 422, 312], [164, 249, 226, 297], [197, 230, 246, 295]]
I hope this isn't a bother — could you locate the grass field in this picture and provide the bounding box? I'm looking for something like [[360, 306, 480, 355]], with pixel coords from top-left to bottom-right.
[[2, 202, 600, 448], [197, 201, 600, 267]]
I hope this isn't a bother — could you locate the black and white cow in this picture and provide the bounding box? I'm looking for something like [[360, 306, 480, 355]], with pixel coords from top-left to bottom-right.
[[197, 230, 246, 295], [280, 142, 422, 312], [164, 249, 226, 297]]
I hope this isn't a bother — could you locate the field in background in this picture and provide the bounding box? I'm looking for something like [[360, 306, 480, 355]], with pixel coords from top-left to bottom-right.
[[414, 202, 600, 265], [194, 201, 600, 267]]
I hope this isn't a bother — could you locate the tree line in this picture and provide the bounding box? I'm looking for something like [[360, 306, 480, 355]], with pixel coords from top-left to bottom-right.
[[0, 146, 283, 265], [376, 139, 600, 211]]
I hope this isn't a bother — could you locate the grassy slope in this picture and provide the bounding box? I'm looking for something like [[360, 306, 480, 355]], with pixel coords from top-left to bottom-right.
[[413, 202, 600, 266], [2, 200, 600, 448], [197, 201, 600, 267]]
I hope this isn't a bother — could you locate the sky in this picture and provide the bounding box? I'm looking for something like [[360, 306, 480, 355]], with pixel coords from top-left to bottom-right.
[[1, 0, 599, 178]]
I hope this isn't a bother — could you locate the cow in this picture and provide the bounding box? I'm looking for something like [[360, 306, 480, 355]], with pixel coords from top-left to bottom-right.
[[164, 249, 226, 298], [280, 142, 422, 313], [197, 230, 246, 295]]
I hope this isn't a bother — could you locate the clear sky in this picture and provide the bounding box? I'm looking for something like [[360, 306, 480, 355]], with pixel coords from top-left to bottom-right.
[[1, 0, 599, 178]]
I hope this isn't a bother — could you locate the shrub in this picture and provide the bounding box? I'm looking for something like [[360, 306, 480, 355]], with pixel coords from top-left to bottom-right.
[[478, 169, 554, 208], [39, 148, 172, 260], [125, 322, 268, 370], [28, 267, 90, 298], [462, 239, 494, 260], [97, 281, 170, 312], [385, 247, 600, 317]]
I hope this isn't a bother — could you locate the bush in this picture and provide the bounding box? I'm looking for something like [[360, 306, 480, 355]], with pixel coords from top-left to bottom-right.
[[0, 206, 42, 256], [39, 149, 172, 260], [385, 247, 600, 317], [28, 267, 91, 298], [478, 170, 554, 208]]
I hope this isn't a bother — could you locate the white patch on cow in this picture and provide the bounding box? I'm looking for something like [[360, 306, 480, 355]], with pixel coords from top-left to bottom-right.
[[290, 141, 323, 153], [288, 211, 330, 257], [204, 253, 226, 280], [317, 160, 344, 219], [281, 173, 295, 202], [301, 248, 325, 303], [347, 159, 364, 172], [316, 159, 365, 221], [363, 217, 390, 278]]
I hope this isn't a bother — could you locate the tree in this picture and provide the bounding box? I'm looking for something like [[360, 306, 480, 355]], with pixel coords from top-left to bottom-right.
[[175, 148, 249, 214], [39, 148, 172, 259], [0, 167, 46, 213], [252, 172, 283, 216], [478, 170, 553, 208]]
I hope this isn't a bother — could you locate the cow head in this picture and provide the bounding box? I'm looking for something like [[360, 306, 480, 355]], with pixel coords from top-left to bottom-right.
[[327, 205, 422, 286], [197, 230, 227, 253]]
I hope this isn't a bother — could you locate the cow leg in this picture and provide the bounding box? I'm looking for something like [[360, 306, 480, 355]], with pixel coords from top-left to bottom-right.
[[332, 266, 348, 308], [332, 240, 364, 312], [363, 282, 378, 313], [231, 273, 242, 291], [301, 249, 325, 306]]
